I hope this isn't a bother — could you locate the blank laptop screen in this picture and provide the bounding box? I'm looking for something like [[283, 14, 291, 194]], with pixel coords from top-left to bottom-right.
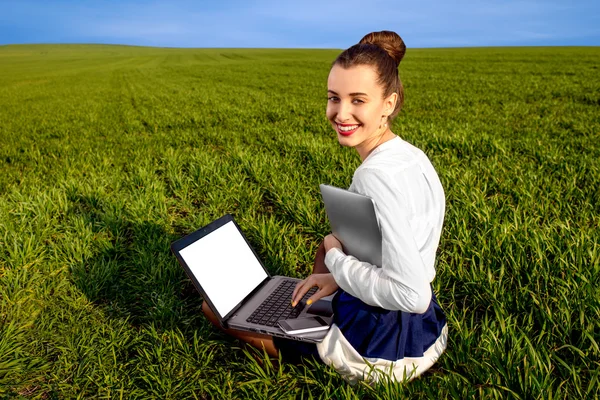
[[179, 220, 268, 317]]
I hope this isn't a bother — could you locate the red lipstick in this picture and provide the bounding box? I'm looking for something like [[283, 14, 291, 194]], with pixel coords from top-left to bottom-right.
[[336, 123, 360, 136]]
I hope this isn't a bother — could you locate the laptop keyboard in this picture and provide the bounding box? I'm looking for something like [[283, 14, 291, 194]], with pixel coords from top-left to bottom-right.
[[246, 279, 317, 327]]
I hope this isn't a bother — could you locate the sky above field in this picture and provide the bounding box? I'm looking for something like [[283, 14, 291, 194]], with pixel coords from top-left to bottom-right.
[[1, 0, 599, 48]]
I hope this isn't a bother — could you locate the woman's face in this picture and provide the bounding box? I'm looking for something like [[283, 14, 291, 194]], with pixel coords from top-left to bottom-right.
[[326, 64, 396, 157]]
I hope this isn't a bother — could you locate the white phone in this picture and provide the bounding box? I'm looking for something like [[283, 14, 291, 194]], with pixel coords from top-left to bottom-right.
[[277, 316, 330, 335]]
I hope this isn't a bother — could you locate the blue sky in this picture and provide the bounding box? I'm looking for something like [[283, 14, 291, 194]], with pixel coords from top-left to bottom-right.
[[1, 0, 598, 48]]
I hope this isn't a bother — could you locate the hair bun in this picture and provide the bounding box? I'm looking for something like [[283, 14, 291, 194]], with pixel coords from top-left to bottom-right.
[[359, 30, 406, 66]]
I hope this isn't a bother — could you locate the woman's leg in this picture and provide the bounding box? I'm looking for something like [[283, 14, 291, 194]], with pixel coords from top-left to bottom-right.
[[312, 240, 328, 274], [201, 301, 279, 358]]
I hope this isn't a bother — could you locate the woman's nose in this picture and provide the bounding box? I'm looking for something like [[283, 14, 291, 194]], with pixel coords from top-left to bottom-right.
[[336, 101, 351, 121]]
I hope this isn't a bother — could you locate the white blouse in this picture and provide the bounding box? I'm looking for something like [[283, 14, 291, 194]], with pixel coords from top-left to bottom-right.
[[324, 136, 445, 314]]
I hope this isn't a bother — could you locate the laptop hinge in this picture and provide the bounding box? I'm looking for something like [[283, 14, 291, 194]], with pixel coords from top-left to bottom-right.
[[221, 275, 272, 328]]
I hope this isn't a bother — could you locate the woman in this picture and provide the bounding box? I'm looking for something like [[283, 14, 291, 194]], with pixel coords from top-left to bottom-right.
[[203, 30, 448, 383]]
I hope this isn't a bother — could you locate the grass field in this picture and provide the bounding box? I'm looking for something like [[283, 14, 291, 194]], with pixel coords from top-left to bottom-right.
[[0, 44, 599, 399]]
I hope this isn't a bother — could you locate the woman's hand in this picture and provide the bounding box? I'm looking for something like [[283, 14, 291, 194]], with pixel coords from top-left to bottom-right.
[[324, 234, 342, 253], [291, 273, 339, 307]]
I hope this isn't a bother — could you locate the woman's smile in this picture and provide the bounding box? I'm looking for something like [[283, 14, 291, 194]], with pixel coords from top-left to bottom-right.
[[336, 123, 361, 136]]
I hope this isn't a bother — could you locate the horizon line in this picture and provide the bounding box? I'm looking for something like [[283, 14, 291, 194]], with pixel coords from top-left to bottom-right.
[[2, 42, 599, 51]]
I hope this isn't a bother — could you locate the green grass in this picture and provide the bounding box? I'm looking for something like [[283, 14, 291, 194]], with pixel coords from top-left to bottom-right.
[[0, 44, 599, 399]]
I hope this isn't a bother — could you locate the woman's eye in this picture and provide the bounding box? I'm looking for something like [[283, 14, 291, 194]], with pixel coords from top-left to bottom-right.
[[327, 96, 339, 102], [352, 99, 364, 104]]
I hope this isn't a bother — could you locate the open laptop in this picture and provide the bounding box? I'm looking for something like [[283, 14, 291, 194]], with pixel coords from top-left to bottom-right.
[[320, 184, 382, 267], [171, 214, 332, 343]]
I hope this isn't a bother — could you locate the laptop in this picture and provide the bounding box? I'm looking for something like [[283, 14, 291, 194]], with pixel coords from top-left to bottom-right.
[[171, 214, 332, 343], [319, 184, 383, 267]]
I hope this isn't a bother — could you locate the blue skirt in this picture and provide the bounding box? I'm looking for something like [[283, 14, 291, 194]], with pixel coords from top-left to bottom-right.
[[332, 288, 446, 360], [274, 288, 446, 363]]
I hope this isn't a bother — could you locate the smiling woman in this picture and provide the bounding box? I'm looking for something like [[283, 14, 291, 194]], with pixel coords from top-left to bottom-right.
[[287, 30, 448, 383], [201, 30, 448, 384]]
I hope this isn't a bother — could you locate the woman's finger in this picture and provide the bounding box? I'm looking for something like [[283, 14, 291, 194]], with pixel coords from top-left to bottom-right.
[[292, 279, 306, 304], [305, 274, 338, 305], [291, 277, 313, 306], [306, 288, 327, 305], [292, 277, 310, 301]]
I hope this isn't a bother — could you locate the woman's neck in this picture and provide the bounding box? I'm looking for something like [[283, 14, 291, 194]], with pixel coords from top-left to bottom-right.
[[356, 128, 397, 161]]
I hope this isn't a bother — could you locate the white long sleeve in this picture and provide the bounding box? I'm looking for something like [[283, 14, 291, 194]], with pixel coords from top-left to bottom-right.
[[324, 137, 445, 314]]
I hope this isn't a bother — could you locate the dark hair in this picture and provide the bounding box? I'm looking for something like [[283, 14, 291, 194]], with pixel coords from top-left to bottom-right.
[[333, 31, 406, 120]]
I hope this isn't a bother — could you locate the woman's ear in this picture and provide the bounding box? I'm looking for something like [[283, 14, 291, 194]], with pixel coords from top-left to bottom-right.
[[384, 92, 398, 115]]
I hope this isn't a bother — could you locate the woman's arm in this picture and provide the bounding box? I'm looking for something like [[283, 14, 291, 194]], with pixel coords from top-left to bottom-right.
[[325, 167, 434, 313]]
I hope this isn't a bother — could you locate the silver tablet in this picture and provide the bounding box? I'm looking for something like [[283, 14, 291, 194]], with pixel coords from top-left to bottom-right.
[[319, 184, 382, 267]]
